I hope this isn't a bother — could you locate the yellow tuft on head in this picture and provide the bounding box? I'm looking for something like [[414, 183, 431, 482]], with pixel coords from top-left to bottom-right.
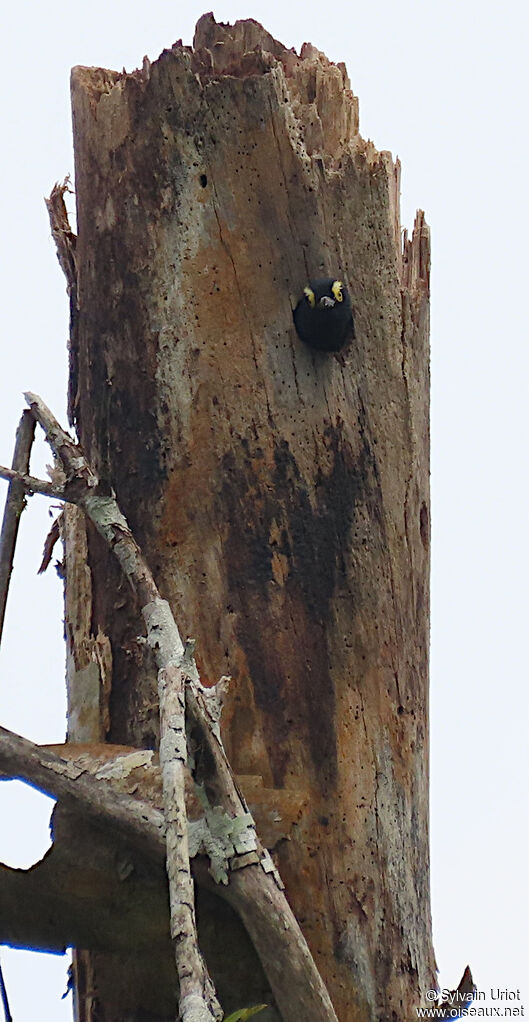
[[304, 286, 316, 308], [331, 280, 344, 302]]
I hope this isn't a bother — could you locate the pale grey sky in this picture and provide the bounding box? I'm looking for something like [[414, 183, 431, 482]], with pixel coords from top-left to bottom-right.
[[1, 0, 528, 1017]]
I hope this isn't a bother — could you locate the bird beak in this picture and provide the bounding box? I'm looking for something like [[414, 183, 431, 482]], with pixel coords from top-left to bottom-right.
[[318, 296, 335, 309]]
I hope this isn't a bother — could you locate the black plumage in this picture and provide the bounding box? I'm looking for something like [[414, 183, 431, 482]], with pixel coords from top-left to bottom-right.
[[293, 277, 354, 352]]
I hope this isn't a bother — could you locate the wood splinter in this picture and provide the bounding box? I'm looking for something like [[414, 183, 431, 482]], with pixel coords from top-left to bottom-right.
[[0, 411, 36, 643]]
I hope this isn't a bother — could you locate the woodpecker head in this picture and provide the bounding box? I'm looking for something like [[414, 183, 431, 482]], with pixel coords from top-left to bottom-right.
[[293, 277, 354, 352]]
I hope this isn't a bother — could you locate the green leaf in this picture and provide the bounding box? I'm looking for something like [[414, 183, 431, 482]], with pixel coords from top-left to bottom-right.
[[224, 1005, 268, 1022]]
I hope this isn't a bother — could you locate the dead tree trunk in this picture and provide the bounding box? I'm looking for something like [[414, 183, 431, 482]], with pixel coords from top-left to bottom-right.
[[65, 14, 433, 1021]]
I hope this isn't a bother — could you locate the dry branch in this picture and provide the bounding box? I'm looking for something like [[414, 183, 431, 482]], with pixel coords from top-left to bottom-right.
[[0, 721, 337, 1021], [0, 465, 65, 502], [24, 393, 219, 1021], [0, 957, 12, 1022], [0, 725, 165, 863], [9, 392, 339, 1022], [0, 411, 35, 641]]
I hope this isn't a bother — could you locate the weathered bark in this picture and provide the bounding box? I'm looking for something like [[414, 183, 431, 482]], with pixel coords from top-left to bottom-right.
[[65, 13, 432, 1021]]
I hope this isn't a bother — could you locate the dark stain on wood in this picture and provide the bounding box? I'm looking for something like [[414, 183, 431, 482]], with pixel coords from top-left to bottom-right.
[[220, 423, 372, 791]]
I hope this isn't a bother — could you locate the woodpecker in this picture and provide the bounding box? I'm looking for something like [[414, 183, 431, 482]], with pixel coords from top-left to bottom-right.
[[293, 277, 354, 352]]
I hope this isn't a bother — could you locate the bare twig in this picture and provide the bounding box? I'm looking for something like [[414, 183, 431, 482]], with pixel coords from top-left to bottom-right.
[[0, 466, 65, 502], [0, 956, 13, 1022], [0, 411, 36, 642]]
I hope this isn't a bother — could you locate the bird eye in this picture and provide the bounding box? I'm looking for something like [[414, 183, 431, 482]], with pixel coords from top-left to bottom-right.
[[331, 280, 344, 302], [304, 286, 316, 309]]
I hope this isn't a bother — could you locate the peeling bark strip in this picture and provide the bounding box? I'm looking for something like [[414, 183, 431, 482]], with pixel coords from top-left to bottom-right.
[[45, 178, 79, 425], [0, 411, 35, 642], [157, 658, 222, 1022], [19, 393, 339, 1022], [68, 13, 432, 1021]]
